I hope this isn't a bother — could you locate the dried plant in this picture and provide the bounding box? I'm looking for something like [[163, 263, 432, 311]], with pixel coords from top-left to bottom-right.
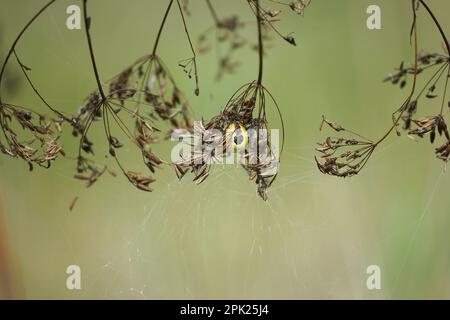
[[315, 116, 377, 177], [1, 0, 292, 203], [0, 103, 64, 170], [0, 0, 200, 196], [73, 0, 168, 193], [384, 0, 450, 163], [175, 0, 285, 200], [0, 0, 71, 171], [23, 0, 450, 207], [316, 0, 450, 177], [72, 0, 204, 195], [4, 0, 449, 204]]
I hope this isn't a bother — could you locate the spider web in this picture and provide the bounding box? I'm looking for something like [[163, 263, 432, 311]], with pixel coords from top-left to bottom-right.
[[1, 0, 450, 300]]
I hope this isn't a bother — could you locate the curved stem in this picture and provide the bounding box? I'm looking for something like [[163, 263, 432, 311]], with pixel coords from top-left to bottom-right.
[[0, 0, 57, 103], [375, 21, 418, 146], [152, 0, 174, 56], [82, 0, 106, 100], [255, 0, 264, 85], [13, 50, 70, 120], [440, 63, 450, 115], [418, 0, 450, 56]]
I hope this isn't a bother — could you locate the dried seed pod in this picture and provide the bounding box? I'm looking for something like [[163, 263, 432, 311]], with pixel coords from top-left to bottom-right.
[[125, 171, 155, 192]]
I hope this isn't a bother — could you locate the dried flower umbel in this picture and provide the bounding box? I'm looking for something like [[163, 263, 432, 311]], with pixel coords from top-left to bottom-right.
[[315, 116, 376, 177], [176, 0, 285, 200], [73, 0, 171, 193], [73, 0, 205, 195], [0, 0, 308, 204], [0, 103, 64, 170], [316, 0, 450, 177], [248, 0, 309, 45], [384, 0, 450, 164], [106, 53, 192, 139], [0, 0, 198, 195], [174, 81, 284, 200], [0, 0, 71, 171]]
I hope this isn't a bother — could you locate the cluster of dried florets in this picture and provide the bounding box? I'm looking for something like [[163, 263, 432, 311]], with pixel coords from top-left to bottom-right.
[[315, 117, 376, 177], [385, 47, 450, 163], [70, 0, 198, 193], [1, 0, 306, 203], [389, 1, 450, 165], [173, 82, 283, 200], [108, 54, 193, 136], [72, 86, 163, 193], [316, 0, 450, 178], [172, 0, 293, 200], [0, 0, 68, 172], [0, 103, 64, 170]]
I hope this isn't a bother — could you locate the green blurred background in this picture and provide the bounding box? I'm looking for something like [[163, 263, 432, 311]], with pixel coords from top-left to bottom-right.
[[1, 0, 450, 299]]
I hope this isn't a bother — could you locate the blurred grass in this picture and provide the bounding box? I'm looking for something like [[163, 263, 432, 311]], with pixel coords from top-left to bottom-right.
[[0, 0, 450, 299]]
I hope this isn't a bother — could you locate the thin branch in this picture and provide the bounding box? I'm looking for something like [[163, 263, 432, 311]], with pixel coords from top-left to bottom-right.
[[152, 0, 174, 56], [82, 0, 106, 100], [0, 0, 57, 103], [255, 0, 264, 85], [418, 0, 450, 57], [13, 50, 71, 121], [176, 0, 199, 95], [375, 19, 419, 146]]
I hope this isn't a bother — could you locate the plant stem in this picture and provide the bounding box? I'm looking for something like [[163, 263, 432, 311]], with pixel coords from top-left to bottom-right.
[[375, 21, 418, 146], [376, 0, 449, 145], [255, 0, 264, 85], [206, 0, 220, 26], [0, 0, 57, 103], [418, 0, 450, 56], [13, 51, 69, 120], [176, 0, 199, 95], [82, 0, 106, 100], [152, 0, 174, 56]]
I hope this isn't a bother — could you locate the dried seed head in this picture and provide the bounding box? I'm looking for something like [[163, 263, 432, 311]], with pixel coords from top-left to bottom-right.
[[384, 40, 450, 163], [71, 51, 197, 192], [316, 116, 376, 177], [174, 82, 283, 200], [0, 103, 65, 169]]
